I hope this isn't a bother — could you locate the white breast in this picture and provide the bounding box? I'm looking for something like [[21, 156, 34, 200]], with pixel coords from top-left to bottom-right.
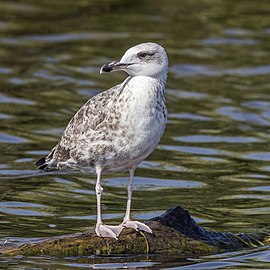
[[107, 76, 167, 170]]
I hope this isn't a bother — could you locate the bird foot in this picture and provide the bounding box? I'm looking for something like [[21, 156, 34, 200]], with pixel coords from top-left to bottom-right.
[[95, 223, 124, 239], [122, 220, 152, 234], [95, 221, 152, 239]]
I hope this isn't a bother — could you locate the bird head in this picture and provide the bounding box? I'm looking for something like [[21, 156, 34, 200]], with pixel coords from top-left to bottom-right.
[[100, 42, 168, 79]]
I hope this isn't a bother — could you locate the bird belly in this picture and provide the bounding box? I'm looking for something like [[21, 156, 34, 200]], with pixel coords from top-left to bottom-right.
[[102, 78, 167, 172], [102, 109, 166, 173]]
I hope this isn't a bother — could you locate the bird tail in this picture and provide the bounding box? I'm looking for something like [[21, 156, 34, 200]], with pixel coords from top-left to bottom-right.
[[35, 148, 56, 171], [35, 157, 49, 170]]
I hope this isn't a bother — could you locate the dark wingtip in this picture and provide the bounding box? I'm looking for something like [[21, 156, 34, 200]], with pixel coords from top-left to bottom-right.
[[36, 157, 49, 170], [37, 164, 48, 170], [36, 157, 46, 167]]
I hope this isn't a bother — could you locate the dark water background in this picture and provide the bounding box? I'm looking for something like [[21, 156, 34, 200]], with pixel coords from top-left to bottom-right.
[[0, 0, 270, 268]]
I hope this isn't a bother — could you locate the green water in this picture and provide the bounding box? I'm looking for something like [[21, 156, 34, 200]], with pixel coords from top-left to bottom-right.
[[0, 0, 270, 268]]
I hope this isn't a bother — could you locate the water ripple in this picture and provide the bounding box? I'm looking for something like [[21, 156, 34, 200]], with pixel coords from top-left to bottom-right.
[[170, 64, 270, 78], [202, 37, 257, 45], [223, 28, 253, 36], [140, 160, 185, 172], [248, 186, 270, 192], [33, 69, 95, 86], [243, 152, 270, 161], [167, 89, 208, 99], [0, 201, 50, 216], [0, 113, 11, 119], [0, 32, 130, 45], [242, 101, 270, 110], [0, 67, 12, 74], [229, 65, 270, 76], [24, 32, 129, 42], [170, 64, 218, 77], [0, 133, 28, 144], [0, 169, 36, 175], [104, 177, 204, 190], [217, 106, 270, 126], [0, 93, 35, 105], [174, 135, 261, 143], [169, 113, 212, 121], [159, 145, 230, 156]]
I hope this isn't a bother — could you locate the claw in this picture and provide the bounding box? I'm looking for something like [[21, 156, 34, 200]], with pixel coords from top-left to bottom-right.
[[122, 220, 152, 234]]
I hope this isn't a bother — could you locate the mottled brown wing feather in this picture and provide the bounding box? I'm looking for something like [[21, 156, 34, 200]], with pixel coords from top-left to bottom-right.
[[36, 84, 121, 170]]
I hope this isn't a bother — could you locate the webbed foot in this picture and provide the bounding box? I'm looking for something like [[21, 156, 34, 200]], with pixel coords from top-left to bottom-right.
[[122, 220, 152, 234], [95, 223, 124, 239]]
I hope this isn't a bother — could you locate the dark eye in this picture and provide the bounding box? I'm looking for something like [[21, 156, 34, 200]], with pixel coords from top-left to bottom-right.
[[138, 52, 147, 58]]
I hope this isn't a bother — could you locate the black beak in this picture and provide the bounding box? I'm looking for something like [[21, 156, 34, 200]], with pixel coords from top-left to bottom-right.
[[100, 61, 131, 74]]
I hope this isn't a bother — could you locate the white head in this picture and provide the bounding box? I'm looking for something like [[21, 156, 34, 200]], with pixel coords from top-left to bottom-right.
[[100, 42, 168, 79]]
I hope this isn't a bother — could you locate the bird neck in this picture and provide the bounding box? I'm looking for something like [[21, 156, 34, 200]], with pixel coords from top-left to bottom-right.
[[121, 75, 167, 99], [129, 72, 167, 87]]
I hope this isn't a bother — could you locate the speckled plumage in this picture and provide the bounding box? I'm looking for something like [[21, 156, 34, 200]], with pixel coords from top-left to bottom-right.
[[38, 63, 167, 174], [36, 42, 169, 239], [38, 76, 167, 173]]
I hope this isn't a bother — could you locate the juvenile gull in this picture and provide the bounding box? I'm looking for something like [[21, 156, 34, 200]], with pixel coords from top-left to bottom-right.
[[36, 42, 168, 239]]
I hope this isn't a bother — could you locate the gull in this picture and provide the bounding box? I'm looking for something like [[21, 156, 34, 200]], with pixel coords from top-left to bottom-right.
[[36, 42, 169, 239]]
